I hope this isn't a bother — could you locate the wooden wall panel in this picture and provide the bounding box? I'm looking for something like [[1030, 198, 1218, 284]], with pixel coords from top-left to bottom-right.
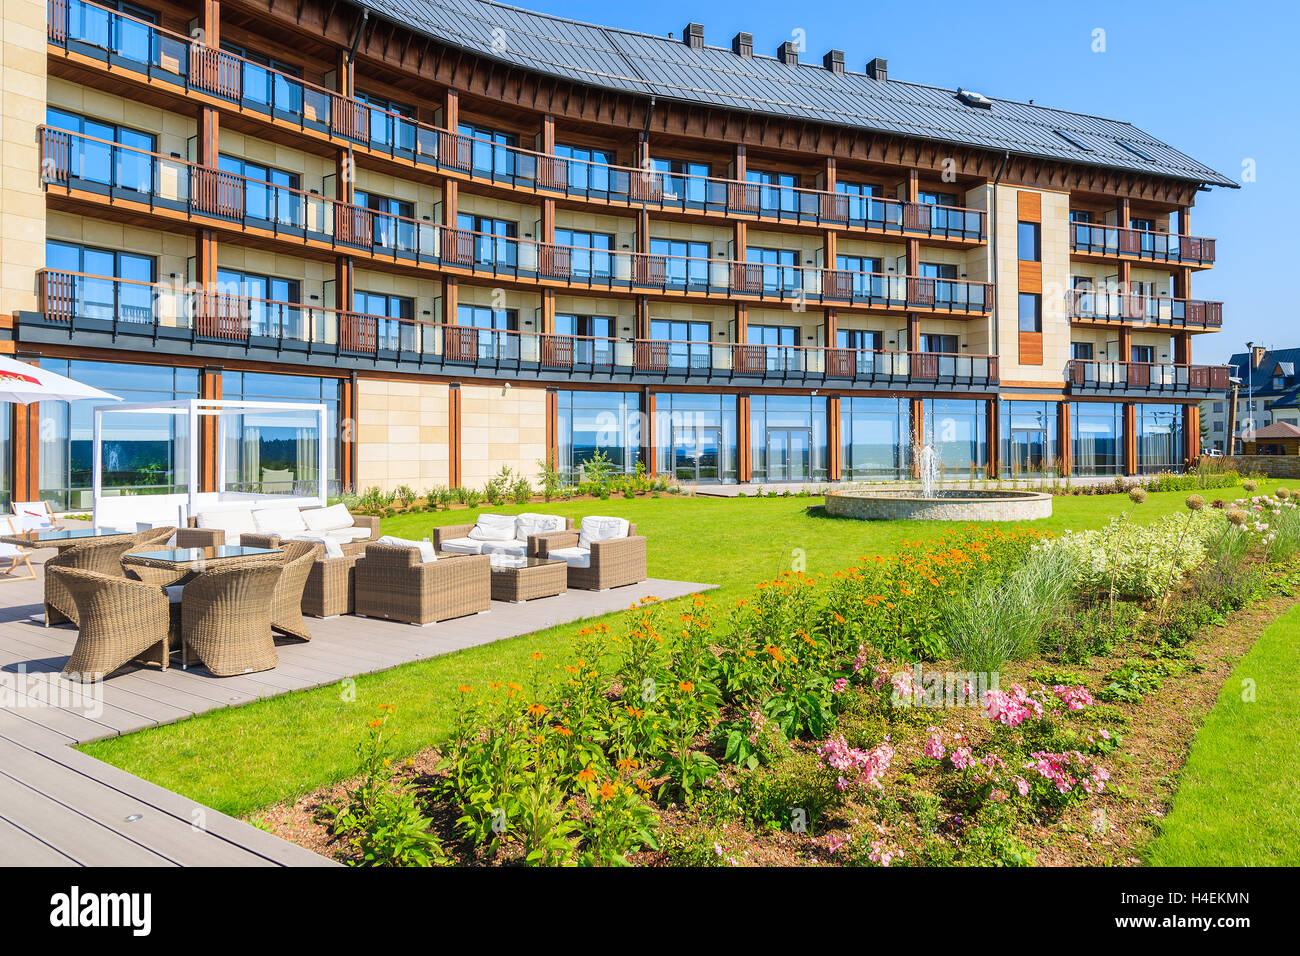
[[1018, 331, 1044, 366]]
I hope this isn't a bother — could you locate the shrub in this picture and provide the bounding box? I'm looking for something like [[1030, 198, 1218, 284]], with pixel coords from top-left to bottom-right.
[[537, 459, 563, 502], [736, 751, 842, 834], [510, 475, 533, 504]]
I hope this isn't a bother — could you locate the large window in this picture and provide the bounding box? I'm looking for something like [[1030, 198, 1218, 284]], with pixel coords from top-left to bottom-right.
[[46, 240, 155, 324], [222, 372, 343, 496], [355, 190, 415, 250], [222, 41, 302, 115], [652, 158, 710, 204], [456, 213, 517, 267], [216, 268, 302, 339], [1072, 402, 1124, 475], [746, 168, 799, 213], [46, 107, 155, 192], [1136, 404, 1185, 473], [1017, 221, 1041, 261], [355, 91, 415, 150], [218, 154, 301, 225], [554, 228, 613, 280], [65, 0, 157, 61], [458, 122, 518, 178], [835, 254, 883, 298], [0, 411, 10, 511], [1018, 292, 1042, 333], [355, 291, 415, 351], [746, 246, 801, 293], [38, 360, 199, 510], [649, 319, 711, 370], [841, 397, 909, 480], [649, 238, 710, 288], [1000, 401, 1059, 477], [554, 313, 614, 366], [555, 143, 614, 193], [556, 390, 641, 481], [750, 394, 828, 483], [654, 392, 738, 484], [457, 304, 518, 360], [922, 399, 987, 478], [746, 324, 800, 371]]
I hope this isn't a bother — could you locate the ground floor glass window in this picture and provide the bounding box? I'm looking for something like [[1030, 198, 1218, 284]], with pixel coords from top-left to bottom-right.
[[1136, 404, 1185, 473], [653, 393, 738, 484], [1000, 401, 1059, 477], [556, 391, 641, 482], [841, 397, 909, 479], [222, 372, 342, 496], [922, 399, 987, 479], [750, 394, 828, 483], [1072, 402, 1124, 475]]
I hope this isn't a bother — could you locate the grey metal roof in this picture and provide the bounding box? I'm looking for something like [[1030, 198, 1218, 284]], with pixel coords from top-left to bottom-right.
[[352, 0, 1236, 188]]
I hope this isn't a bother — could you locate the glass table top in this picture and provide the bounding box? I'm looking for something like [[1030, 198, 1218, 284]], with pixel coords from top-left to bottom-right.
[[5, 527, 128, 542], [488, 555, 566, 571], [126, 545, 282, 563]]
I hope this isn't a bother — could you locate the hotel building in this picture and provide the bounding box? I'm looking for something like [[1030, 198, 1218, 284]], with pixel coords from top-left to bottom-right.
[[1, 0, 1234, 507]]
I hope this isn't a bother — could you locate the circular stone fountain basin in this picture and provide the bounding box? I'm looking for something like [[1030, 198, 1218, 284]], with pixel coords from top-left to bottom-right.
[[824, 489, 1053, 522]]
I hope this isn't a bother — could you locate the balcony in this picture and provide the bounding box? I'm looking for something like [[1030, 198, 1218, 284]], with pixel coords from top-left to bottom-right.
[[1070, 222, 1215, 267], [1066, 360, 1230, 395], [1066, 290, 1223, 330], [46, 0, 986, 242], [30, 270, 999, 389], [38, 127, 993, 314]]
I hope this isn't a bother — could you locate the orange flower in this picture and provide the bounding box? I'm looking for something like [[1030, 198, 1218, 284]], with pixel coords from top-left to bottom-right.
[[367, 719, 381, 728], [530, 651, 544, 660], [599, 781, 618, 802], [527, 703, 548, 718], [678, 681, 695, 693], [634, 778, 651, 794], [556, 725, 573, 737], [577, 765, 597, 783], [625, 706, 644, 718], [616, 757, 640, 773], [378, 704, 396, 713], [458, 684, 474, 693]]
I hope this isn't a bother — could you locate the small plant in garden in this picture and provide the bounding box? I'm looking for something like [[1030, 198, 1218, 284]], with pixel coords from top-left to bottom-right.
[[537, 459, 563, 501]]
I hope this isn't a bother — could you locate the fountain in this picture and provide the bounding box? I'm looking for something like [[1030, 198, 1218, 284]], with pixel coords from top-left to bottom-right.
[[823, 440, 1053, 522]]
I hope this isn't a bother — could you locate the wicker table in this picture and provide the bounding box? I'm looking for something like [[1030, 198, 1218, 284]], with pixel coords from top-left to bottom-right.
[[0, 527, 133, 553], [487, 556, 568, 603], [122, 545, 282, 588]]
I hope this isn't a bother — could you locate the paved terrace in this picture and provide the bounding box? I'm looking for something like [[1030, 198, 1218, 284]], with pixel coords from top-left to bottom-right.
[[0, 551, 712, 866]]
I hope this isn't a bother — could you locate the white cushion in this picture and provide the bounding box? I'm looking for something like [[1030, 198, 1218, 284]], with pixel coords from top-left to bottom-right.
[[467, 513, 517, 541], [302, 503, 355, 533], [376, 534, 436, 563], [489, 552, 527, 568], [329, 525, 372, 540], [290, 532, 344, 559], [515, 512, 565, 541], [549, 546, 591, 569], [481, 540, 527, 559], [0, 542, 22, 557], [196, 508, 257, 541], [578, 516, 629, 549], [253, 506, 308, 535], [439, 536, 485, 555]]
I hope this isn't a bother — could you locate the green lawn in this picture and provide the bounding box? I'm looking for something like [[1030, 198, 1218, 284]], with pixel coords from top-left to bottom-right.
[[1145, 601, 1300, 866], [80, 480, 1283, 818]]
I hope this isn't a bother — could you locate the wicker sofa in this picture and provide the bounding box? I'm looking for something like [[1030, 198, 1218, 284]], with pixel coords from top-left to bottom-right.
[[353, 543, 491, 626], [535, 516, 647, 590], [433, 513, 573, 561], [177, 503, 379, 555]]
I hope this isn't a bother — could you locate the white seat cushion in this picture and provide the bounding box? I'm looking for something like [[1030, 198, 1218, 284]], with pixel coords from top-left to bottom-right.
[[515, 512, 566, 541], [325, 525, 371, 541], [289, 532, 344, 559], [578, 516, 629, 549], [481, 540, 527, 559], [440, 536, 485, 555], [376, 535, 436, 563], [302, 503, 355, 533], [549, 546, 591, 569], [467, 513, 518, 541], [253, 506, 308, 536], [196, 508, 257, 542]]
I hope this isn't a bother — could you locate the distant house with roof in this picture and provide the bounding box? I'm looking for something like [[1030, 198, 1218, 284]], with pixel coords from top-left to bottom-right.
[[1242, 421, 1300, 456], [1201, 347, 1300, 453]]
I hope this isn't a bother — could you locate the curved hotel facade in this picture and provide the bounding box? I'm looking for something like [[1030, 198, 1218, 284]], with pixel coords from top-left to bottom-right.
[[1, 0, 1233, 506]]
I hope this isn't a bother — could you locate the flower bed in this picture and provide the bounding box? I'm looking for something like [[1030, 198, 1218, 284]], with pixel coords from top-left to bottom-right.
[[268, 501, 1300, 867]]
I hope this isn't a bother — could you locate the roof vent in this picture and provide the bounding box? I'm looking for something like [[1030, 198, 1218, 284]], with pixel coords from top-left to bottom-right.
[[778, 40, 799, 66], [683, 23, 704, 49], [732, 32, 753, 57], [865, 57, 887, 81], [956, 88, 993, 109], [823, 49, 845, 73]]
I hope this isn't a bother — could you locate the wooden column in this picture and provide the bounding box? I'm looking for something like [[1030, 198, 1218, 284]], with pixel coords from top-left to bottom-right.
[[442, 90, 459, 325], [986, 397, 999, 478], [1173, 330, 1190, 365], [909, 397, 924, 478], [335, 51, 355, 317], [1119, 325, 1132, 363], [12, 354, 39, 502], [448, 383, 462, 487], [904, 170, 920, 356], [341, 373, 356, 492], [737, 393, 751, 483], [1057, 400, 1072, 475], [1123, 401, 1137, 476], [643, 388, 656, 476], [538, 115, 556, 332], [1184, 403, 1200, 465], [199, 366, 221, 493], [196, 1, 221, 305], [545, 387, 558, 471], [733, 145, 748, 344], [1116, 197, 1132, 351], [827, 394, 841, 481], [823, 157, 838, 347]]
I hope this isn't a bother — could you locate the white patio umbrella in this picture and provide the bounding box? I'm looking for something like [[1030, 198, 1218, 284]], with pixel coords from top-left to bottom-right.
[[0, 355, 120, 404]]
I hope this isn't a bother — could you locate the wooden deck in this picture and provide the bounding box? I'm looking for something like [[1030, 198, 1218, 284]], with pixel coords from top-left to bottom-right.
[[0, 551, 712, 866]]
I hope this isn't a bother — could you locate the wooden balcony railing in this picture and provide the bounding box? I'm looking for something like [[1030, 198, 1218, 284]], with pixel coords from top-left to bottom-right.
[[1067, 290, 1224, 329], [1070, 222, 1216, 266], [1067, 360, 1230, 392], [46, 0, 988, 241]]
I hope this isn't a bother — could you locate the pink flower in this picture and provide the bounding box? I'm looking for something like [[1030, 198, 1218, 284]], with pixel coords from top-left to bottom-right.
[[949, 747, 976, 770], [1052, 684, 1094, 711], [825, 833, 848, 856], [982, 685, 1045, 727], [818, 734, 895, 791], [923, 729, 946, 760], [867, 839, 902, 867], [831, 677, 849, 694]]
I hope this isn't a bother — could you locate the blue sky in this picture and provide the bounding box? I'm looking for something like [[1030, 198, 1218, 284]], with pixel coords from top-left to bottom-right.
[[516, 0, 1297, 363]]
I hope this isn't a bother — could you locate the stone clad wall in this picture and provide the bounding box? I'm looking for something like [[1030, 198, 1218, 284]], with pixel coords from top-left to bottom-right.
[[1225, 456, 1300, 479], [825, 490, 1053, 522]]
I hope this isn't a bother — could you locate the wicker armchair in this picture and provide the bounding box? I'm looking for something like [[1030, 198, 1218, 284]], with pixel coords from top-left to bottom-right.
[[44, 534, 144, 627], [354, 544, 490, 626], [267, 539, 323, 641], [181, 563, 282, 676], [534, 522, 647, 591], [134, 525, 178, 548], [302, 552, 362, 617], [432, 517, 574, 557], [50, 567, 177, 682]]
